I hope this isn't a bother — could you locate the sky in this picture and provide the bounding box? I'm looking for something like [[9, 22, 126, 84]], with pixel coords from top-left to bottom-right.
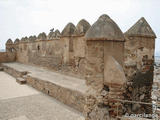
[[0, 0, 160, 55]]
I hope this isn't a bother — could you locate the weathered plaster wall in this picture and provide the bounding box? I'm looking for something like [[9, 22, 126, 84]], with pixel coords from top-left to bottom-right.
[[104, 41, 124, 66], [124, 36, 155, 114], [85, 41, 104, 88], [14, 36, 86, 78], [124, 37, 155, 79], [73, 36, 85, 58], [4, 21, 89, 78], [16, 39, 64, 70], [84, 14, 127, 120], [0, 52, 15, 63], [6, 44, 15, 53], [70, 36, 86, 76], [61, 37, 71, 65], [60, 36, 87, 76], [85, 40, 126, 119], [17, 42, 29, 63], [85, 40, 108, 120]]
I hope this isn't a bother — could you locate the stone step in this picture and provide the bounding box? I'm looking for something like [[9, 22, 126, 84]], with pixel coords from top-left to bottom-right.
[[1, 62, 88, 113], [16, 77, 26, 84], [0, 67, 4, 71]]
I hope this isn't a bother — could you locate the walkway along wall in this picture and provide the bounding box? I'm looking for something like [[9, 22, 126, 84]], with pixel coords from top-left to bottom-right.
[[3, 14, 157, 119], [8, 21, 91, 78]]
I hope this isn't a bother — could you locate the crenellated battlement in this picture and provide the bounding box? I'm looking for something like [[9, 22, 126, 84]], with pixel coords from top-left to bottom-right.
[[1, 14, 157, 120]]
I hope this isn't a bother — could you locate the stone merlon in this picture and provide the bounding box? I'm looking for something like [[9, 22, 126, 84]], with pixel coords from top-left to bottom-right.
[[6, 39, 13, 44], [14, 38, 20, 44], [48, 31, 56, 39], [125, 17, 157, 38], [55, 29, 61, 37], [61, 23, 76, 37], [74, 19, 91, 36], [29, 35, 37, 42], [38, 32, 47, 40], [21, 37, 28, 42], [85, 14, 125, 41]]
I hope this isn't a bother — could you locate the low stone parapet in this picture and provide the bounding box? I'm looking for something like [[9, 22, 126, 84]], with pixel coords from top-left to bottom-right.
[[1, 62, 87, 113], [0, 52, 15, 63]]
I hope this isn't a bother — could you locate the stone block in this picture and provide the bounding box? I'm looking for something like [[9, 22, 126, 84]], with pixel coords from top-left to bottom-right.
[[16, 77, 26, 84], [26, 76, 85, 112], [104, 56, 126, 85], [0, 67, 4, 71]]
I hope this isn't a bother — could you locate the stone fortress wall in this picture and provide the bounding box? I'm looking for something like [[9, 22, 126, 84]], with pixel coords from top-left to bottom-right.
[[124, 17, 156, 115], [0, 52, 15, 63], [4, 19, 90, 78], [0, 14, 157, 119]]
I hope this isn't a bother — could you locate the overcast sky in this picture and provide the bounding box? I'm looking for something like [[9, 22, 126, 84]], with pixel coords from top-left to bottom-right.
[[0, 0, 159, 55]]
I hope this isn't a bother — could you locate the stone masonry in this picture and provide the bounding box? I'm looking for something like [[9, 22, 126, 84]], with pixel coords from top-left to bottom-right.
[[84, 14, 126, 120], [124, 17, 156, 116], [0, 14, 157, 120]]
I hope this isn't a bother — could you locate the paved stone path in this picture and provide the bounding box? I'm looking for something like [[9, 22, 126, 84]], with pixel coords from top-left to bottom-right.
[[2, 62, 88, 94], [0, 72, 84, 120], [0, 72, 40, 100]]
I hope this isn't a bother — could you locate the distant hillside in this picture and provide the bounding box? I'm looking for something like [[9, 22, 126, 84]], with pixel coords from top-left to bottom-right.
[[0, 49, 5, 52], [155, 51, 160, 56], [155, 56, 160, 60], [155, 56, 160, 66]]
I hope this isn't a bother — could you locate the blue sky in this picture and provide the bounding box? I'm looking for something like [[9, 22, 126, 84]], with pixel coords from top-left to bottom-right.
[[0, 0, 159, 55]]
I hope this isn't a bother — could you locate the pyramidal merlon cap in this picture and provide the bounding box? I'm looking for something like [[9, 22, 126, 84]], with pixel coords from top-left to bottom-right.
[[74, 19, 91, 36], [61, 23, 76, 37], [6, 39, 13, 44], [14, 38, 20, 44], [125, 17, 156, 38], [85, 14, 125, 41]]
